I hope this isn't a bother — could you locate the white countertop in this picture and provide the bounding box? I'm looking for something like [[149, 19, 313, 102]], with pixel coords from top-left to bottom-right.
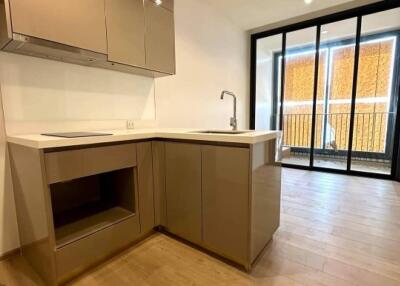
[[7, 128, 281, 149]]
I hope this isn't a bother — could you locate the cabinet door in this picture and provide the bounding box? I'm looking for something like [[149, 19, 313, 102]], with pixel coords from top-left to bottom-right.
[[165, 142, 201, 244], [105, 0, 146, 67], [9, 0, 107, 53], [202, 145, 250, 264], [144, 0, 175, 74], [152, 141, 167, 227], [137, 142, 155, 233]]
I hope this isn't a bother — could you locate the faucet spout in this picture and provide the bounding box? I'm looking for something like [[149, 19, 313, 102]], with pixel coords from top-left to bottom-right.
[[220, 90, 237, 130]]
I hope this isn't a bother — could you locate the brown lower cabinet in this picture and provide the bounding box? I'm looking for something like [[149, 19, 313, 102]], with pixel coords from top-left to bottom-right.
[[165, 142, 202, 244], [162, 140, 281, 270], [201, 145, 250, 265], [9, 138, 281, 285], [9, 141, 155, 285], [137, 142, 156, 233]]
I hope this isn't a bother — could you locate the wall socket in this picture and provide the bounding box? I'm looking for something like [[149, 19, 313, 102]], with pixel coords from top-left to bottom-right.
[[126, 120, 135, 129]]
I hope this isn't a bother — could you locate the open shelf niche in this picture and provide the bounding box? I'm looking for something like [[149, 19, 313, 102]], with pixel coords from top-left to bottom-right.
[[49, 167, 136, 248]]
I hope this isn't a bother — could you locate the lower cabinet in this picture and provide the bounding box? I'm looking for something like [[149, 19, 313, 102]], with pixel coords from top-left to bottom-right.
[[164, 142, 253, 266], [165, 142, 202, 244], [10, 139, 279, 285], [137, 142, 155, 233], [201, 145, 250, 265]]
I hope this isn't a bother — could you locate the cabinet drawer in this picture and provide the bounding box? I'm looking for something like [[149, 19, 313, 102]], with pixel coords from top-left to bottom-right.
[[55, 215, 140, 283], [45, 143, 137, 184]]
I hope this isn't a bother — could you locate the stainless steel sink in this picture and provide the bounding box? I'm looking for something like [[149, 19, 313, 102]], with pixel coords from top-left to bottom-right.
[[191, 130, 251, 135]]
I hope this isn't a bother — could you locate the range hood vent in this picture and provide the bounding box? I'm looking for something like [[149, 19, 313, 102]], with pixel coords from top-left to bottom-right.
[[1, 33, 165, 77], [3, 33, 107, 66]]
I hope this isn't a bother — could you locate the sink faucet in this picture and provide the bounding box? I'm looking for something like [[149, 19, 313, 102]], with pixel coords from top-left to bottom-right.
[[220, 90, 237, 130]]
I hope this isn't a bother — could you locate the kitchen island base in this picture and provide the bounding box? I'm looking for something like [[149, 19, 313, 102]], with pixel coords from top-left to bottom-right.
[[8, 133, 281, 285]]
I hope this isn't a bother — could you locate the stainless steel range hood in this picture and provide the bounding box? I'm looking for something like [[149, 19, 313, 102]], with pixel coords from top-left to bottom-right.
[[1, 32, 165, 77], [2, 33, 107, 66]]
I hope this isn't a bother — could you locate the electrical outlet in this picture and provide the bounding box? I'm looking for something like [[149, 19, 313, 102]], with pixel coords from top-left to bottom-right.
[[126, 120, 135, 129]]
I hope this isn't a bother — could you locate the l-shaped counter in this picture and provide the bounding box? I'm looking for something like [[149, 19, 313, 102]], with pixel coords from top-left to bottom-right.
[[7, 129, 282, 285], [7, 128, 281, 148]]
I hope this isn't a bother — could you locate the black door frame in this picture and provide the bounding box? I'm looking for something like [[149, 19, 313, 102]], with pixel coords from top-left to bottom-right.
[[249, 0, 400, 180], [271, 30, 400, 162]]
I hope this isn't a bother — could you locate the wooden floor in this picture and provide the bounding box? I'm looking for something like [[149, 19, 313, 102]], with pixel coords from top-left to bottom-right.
[[2, 168, 400, 286]]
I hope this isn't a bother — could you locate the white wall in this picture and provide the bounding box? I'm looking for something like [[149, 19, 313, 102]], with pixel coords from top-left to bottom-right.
[[0, 0, 249, 256], [0, 53, 156, 135], [155, 0, 249, 129], [0, 53, 157, 256], [0, 86, 19, 256], [255, 35, 282, 131]]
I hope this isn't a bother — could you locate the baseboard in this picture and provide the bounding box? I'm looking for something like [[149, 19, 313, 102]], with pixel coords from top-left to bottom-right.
[[0, 247, 21, 261]]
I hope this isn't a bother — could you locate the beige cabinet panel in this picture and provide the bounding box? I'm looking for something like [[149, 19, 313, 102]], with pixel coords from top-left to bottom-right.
[[202, 145, 250, 265], [137, 142, 155, 233], [105, 0, 146, 67], [165, 142, 202, 244], [145, 0, 175, 74], [152, 141, 167, 227], [9, 144, 57, 286], [9, 0, 107, 53], [250, 140, 281, 262]]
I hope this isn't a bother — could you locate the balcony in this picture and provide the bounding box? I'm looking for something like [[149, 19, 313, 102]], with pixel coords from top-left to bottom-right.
[[282, 112, 393, 174]]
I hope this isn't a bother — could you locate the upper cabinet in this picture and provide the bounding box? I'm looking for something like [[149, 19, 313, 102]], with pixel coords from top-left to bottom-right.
[[105, 0, 146, 68], [0, 0, 175, 77], [9, 0, 107, 53], [151, 0, 174, 12], [104, 0, 175, 73], [145, 0, 175, 74]]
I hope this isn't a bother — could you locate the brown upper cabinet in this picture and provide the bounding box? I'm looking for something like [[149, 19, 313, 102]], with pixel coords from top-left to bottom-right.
[[105, 0, 146, 68], [105, 0, 175, 73], [0, 0, 175, 76], [8, 0, 108, 53], [145, 0, 176, 74], [150, 0, 174, 11]]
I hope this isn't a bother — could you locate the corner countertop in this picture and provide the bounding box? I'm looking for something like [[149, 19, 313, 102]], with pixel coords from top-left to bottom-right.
[[7, 128, 281, 149]]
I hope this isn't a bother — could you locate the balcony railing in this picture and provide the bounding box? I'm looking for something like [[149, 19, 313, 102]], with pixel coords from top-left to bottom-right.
[[282, 112, 394, 156]]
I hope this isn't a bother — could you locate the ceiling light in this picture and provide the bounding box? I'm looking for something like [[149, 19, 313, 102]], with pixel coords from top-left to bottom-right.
[[304, 0, 313, 4], [155, 0, 162, 5]]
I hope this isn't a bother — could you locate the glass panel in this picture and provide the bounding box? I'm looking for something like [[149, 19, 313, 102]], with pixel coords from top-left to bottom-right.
[[255, 34, 282, 131], [313, 18, 358, 170], [281, 27, 317, 166], [351, 8, 400, 174]]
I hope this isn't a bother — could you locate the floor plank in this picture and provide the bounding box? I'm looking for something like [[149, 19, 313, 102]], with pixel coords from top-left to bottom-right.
[[1, 168, 400, 286]]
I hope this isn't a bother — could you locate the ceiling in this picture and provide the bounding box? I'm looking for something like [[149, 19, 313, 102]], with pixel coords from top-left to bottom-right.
[[204, 0, 383, 31]]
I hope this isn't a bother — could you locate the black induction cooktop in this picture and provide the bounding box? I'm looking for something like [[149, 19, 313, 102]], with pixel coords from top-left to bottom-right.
[[41, 132, 113, 138]]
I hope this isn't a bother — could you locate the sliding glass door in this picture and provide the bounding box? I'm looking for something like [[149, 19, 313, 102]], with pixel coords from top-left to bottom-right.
[[350, 8, 400, 174], [281, 27, 318, 166], [312, 18, 358, 170], [251, 3, 400, 178]]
